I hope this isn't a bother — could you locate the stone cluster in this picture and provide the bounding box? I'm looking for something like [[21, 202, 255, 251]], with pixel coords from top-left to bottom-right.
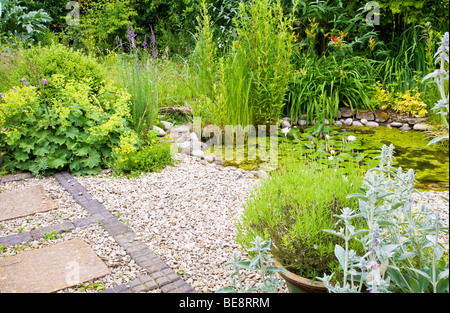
[[281, 107, 432, 132], [153, 122, 270, 179]]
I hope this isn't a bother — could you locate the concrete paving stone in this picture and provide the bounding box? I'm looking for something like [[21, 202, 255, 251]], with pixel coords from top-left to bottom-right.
[[0, 185, 59, 222], [0, 237, 109, 293]]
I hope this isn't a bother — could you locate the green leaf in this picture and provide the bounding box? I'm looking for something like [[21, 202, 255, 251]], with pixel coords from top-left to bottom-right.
[[13, 150, 29, 162], [408, 268, 431, 280], [215, 287, 237, 293], [334, 244, 346, 268], [18, 141, 35, 153], [48, 156, 66, 169], [82, 150, 101, 169], [66, 126, 80, 140], [437, 269, 449, 282]]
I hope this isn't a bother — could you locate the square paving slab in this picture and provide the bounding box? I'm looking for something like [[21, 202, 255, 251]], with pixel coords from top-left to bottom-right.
[[0, 185, 59, 222], [0, 237, 109, 293]]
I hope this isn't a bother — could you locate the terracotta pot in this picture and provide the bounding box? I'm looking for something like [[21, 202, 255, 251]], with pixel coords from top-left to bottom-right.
[[274, 261, 328, 293]]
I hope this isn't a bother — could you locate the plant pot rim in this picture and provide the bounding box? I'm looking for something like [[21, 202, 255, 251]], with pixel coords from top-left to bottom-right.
[[274, 261, 328, 293]]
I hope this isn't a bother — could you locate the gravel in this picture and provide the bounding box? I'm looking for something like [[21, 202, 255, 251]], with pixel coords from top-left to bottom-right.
[[1, 153, 448, 293]]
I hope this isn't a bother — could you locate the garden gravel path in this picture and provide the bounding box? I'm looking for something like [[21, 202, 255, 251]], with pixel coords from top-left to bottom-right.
[[1, 153, 448, 293]]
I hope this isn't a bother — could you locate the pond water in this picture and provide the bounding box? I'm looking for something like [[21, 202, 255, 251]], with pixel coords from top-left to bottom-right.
[[204, 126, 449, 190]]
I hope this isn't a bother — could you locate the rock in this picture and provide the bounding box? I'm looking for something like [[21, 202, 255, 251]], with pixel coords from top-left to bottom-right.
[[356, 110, 375, 121], [204, 154, 215, 163], [344, 118, 353, 126], [413, 123, 432, 131], [352, 120, 364, 127], [360, 119, 368, 125], [399, 124, 411, 132], [178, 141, 192, 154], [190, 132, 200, 142], [365, 121, 379, 127], [168, 125, 191, 141], [280, 120, 291, 128], [390, 122, 403, 128], [190, 150, 204, 159], [406, 117, 427, 125], [298, 120, 307, 126], [324, 119, 330, 125], [340, 107, 355, 118], [375, 109, 389, 123], [153, 125, 166, 137], [159, 121, 173, 131], [333, 120, 343, 127], [213, 157, 225, 165], [254, 170, 269, 179]]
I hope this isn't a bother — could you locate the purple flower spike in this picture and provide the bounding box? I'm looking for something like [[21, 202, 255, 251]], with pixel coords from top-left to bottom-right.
[[12, 87, 17, 93], [41, 78, 48, 86], [20, 77, 29, 86], [151, 27, 156, 45], [143, 34, 148, 50], [0, 93, 4, 98]]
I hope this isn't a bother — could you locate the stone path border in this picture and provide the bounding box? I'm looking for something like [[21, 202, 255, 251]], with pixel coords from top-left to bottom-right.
[[0, 172, 195, 293]]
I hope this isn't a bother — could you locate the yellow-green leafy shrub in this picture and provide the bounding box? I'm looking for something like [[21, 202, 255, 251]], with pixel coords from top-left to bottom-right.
[[372, 82, 428, 117], [112, 130, 174, 177], [0, 75, 135, 176]]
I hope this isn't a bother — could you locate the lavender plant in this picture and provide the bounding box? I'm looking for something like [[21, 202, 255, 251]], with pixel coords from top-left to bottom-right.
[[319, 144, 449, 293], [422, 32, 449, 145]]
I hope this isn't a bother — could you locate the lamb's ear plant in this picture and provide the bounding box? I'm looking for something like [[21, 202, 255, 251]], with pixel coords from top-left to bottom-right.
[[319, 144, 449, 293], [422, 32, 449, 145], [216, 237, 287, 293]]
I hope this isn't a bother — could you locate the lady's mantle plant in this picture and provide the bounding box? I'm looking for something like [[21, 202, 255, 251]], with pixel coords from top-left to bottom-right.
[[319, 144, 449, 293], [0, 75, 137, 176]]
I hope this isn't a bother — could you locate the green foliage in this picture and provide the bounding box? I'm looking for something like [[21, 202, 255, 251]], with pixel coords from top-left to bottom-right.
[[0, 75, 134, 176], [371, 83, 428, 117], [79, 0, 137, 55], [0, 43, 107, 94], [0, 0, 52, 47], [112, 130, 174, 177], [190, 0, 296, 127], [234, 0, 296, 125], [288, 54, 376, 123], [236, 150, 364, 279], [113, 48, 159, 138], [320, 145, 449, 293]]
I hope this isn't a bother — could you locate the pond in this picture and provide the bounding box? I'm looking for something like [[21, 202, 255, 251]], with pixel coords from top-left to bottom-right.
[[204, 125, 449, 190]]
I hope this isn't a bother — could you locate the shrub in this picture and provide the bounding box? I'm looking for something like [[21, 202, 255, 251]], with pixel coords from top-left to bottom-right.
[[0, 75, 134, 176], [0, 43, 107, 94], [112, 130, 174, 177], [371, 82, 428, 117], [0, 0, 52, 47], [236, 154, 364, 279]]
